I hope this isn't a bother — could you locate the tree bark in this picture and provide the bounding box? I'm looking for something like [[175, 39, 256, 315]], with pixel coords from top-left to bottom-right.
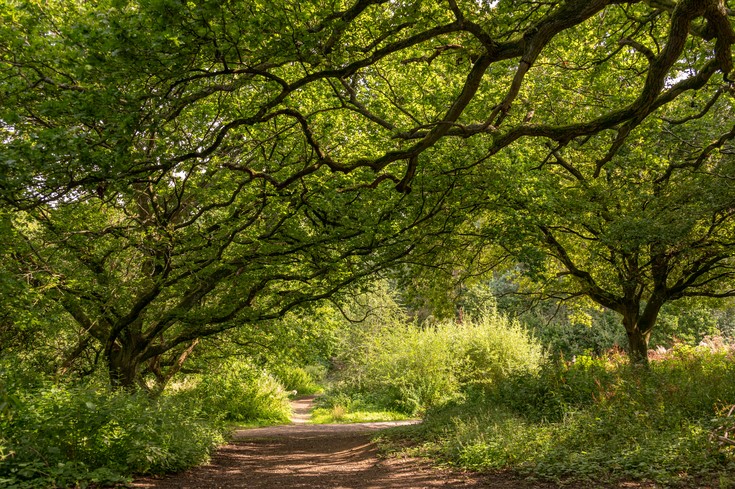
[[147, 339, 200, 395], [621, 302, 661, 366], [625, 326, 651, 366], [106, 343, 142, 390]]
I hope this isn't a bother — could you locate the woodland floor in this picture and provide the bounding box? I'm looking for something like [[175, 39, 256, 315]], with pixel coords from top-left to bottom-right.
[[130, 397, 675, 489]]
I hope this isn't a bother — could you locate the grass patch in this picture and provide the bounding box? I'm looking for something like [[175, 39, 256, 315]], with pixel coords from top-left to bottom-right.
[[310, 407, 412, 424], [309, 393, 413, 423]]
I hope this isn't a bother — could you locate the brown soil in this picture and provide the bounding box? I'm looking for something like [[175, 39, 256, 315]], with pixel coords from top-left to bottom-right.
[[130, 397, 663, 489]]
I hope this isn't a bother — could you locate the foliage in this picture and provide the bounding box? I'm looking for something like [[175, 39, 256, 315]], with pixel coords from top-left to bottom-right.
[[312, 388, 417, 423], [525, 309, 625, 358], [469, 88, 735, 363], [3, 0, 734, 386], [3, 2, 734, 484], [485, 272, 735, 358], [653, 298, 735, 347], [271, 364, 326, 396], [0, 0, 467, 389], [710, 404, 735, 459], [327, 306, 543, 415], [178, 360, 291, 423], [0, 357, 295, 488], [189, 304, 340, 396], [178, 304, 340, 397], [382, 345, 735, 485], [0, 371, 223, 488]]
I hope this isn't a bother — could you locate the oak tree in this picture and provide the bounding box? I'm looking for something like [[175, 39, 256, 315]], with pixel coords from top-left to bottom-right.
[[2, 0, 734, 381]]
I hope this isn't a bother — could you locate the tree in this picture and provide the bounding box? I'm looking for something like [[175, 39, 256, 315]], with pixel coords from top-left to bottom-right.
[[5, 133, 461, 388], [0, 4, 454, 388], [2, 0, 734, 382], [464, 89, 735, 363]]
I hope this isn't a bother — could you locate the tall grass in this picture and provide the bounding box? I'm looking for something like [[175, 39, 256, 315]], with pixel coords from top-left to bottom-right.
[[179, 360, 291, 423], [383, 345, 735, 485]]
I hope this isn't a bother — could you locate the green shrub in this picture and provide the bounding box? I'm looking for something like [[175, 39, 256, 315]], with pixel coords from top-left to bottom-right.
[[271, 364, 324, 396], [0, 358, 294, 488], [0, 373, 224, 488], [329, 323, 457, 414], [454, 310, 544, 390], [327, 309, 543, 415], [491, 353, 617, 422], [182, 360, 291, 423], [522, 307, 625, 357]]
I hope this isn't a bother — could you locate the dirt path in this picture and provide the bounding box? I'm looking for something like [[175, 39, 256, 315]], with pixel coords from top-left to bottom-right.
[[289, 395, 316, 424], [129, 398, 579, 489]]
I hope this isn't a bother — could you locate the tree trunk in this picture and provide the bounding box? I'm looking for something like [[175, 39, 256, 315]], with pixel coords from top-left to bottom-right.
[[622, 303, 661, 367], [147, 339, 200, 395], [625, 327, 650, 366], [106, 343, 142, 390]]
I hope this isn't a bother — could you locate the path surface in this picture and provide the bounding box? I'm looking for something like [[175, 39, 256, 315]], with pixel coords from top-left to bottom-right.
[[289, 395, 317, 424], [130, 398, 592, 489]]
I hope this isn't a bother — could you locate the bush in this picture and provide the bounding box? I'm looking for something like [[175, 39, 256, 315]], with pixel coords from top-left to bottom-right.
[[491, 353, 617, 422], [327, 309, 543, 415], [181, 360, 291, 423], [0, 373, 224, 488], [455, 311, 544, 390], [271, 364, 325, 396], [525, 309, 625, 357], [0, 358, 293, 488]]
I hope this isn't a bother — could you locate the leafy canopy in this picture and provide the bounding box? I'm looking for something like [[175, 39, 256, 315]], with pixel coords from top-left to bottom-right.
[[1, 0, 734, 381]]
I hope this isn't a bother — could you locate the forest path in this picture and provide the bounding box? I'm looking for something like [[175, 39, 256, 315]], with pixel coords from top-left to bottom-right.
[[130, 397, 556, 488], [290, 394, 318, 424]]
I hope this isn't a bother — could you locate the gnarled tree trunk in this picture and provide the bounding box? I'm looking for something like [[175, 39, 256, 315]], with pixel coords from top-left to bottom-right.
[[621, 296, 664, 366], [625, 325, 651, 366], [105, 334, 145, 390]]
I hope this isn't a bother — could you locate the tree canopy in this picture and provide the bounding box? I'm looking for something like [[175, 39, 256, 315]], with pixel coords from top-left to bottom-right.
[[462, 90, 735, 362], [2, 0, 735, 383]]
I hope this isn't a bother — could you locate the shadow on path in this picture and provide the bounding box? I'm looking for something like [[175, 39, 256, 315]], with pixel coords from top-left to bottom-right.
[[131, 396, 486, 489], [134, 428, 483, 489], [132, 396, 666, 489]]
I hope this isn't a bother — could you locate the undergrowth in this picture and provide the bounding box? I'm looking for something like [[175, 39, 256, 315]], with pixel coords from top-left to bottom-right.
[[177, 360, 292, 423], [271, 364, 326, 396], [379, 345, 735, 486], [324, 309, 542, 416], [0, 360, 292, 488]]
